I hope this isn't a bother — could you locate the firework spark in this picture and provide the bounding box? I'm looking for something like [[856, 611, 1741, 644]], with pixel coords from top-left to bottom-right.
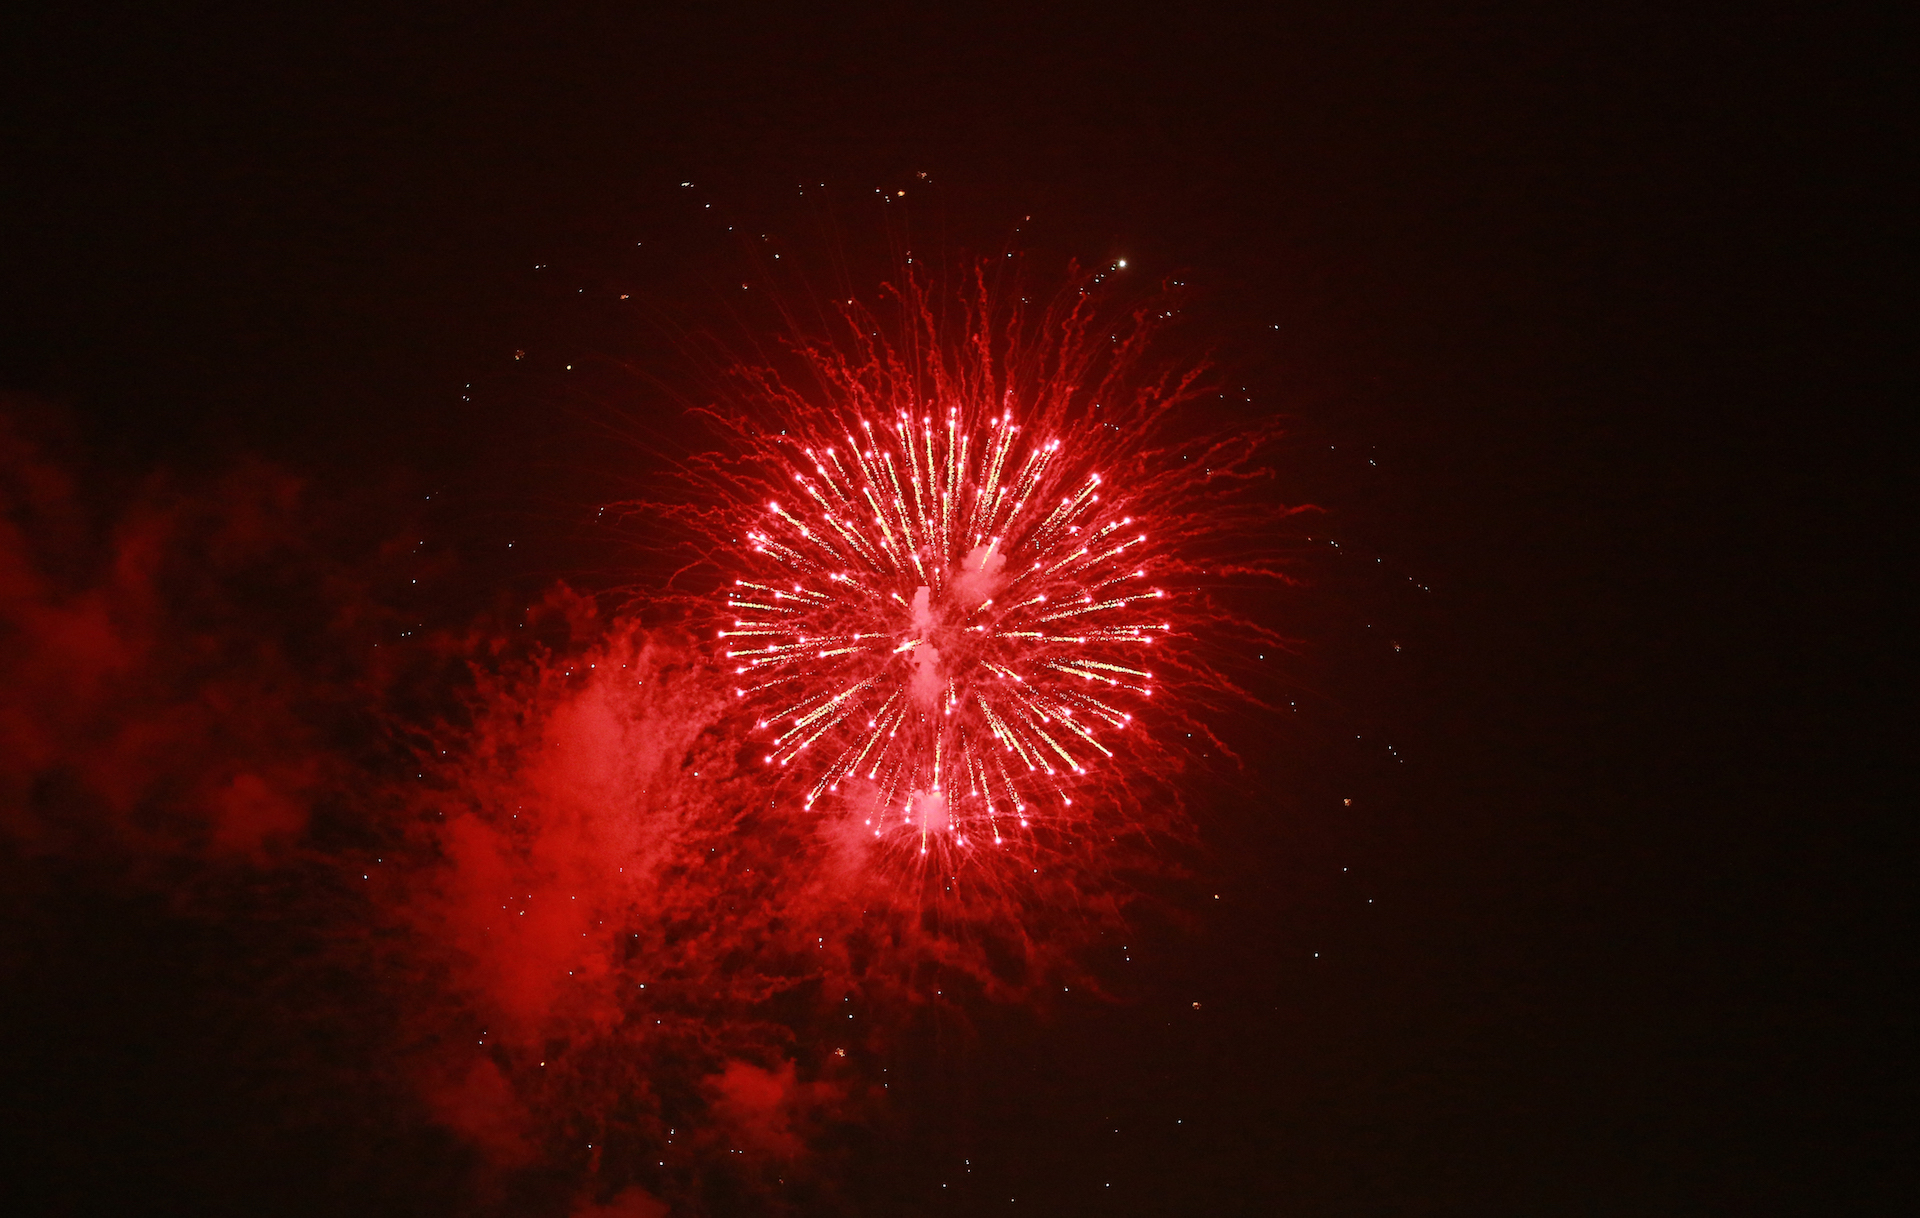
[[728, 406, 1163, 847], [676, 262, 1292, 866]]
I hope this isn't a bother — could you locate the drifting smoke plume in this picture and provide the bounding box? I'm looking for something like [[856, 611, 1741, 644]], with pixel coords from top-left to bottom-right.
[[0, 405, 864, 1214], [1, 257, 1304, 1215]]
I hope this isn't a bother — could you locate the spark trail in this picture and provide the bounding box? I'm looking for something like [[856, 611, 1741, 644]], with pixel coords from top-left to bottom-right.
[[675, 261, 1296, 870], [729, 405, 1161, 849]]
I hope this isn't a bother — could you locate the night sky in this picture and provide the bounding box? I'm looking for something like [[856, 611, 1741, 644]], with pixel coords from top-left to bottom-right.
[[1, 5, 1900, 1216]]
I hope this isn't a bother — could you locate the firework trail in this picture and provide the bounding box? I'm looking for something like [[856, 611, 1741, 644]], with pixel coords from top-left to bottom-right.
[[670, 261, 1296, 877]]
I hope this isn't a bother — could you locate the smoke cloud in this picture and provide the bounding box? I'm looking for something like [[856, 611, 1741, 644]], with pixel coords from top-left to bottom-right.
[[0, 405, 871, 1213], [2, 400, 1166, 1214]]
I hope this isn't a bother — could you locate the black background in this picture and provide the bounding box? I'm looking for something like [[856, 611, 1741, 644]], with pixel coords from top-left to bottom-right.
[[1, 3, 1902, 1214]]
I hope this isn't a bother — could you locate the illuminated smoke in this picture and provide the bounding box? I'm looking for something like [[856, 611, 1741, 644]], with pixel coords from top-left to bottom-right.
[[3, 254, 1306, 1212]]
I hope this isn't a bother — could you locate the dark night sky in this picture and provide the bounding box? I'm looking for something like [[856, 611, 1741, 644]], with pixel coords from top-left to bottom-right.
[[0, 4, 1902, 1215]]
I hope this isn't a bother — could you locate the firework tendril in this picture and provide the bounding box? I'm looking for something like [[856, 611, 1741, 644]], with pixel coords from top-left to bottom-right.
[[663, 261, 1300, 881]]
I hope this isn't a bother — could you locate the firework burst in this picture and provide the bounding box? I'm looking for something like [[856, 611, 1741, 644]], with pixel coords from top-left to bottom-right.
[[669, 260, 1294, 880]]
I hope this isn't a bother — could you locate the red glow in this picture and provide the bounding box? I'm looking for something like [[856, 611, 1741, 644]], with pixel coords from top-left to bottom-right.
[[2, 260, 1302, 1208], [673, 264, 1295, 878]]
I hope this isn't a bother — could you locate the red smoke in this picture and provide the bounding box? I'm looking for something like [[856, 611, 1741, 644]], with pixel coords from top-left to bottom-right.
[[0, 404, 862, 1212], [1, 266, 1300, 1213], [0, 408, 334, 867]]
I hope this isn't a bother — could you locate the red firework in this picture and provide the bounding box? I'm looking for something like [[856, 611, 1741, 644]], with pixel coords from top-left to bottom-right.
[[678, 260, 1289, 869], [732, 407, 1158, 841]]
